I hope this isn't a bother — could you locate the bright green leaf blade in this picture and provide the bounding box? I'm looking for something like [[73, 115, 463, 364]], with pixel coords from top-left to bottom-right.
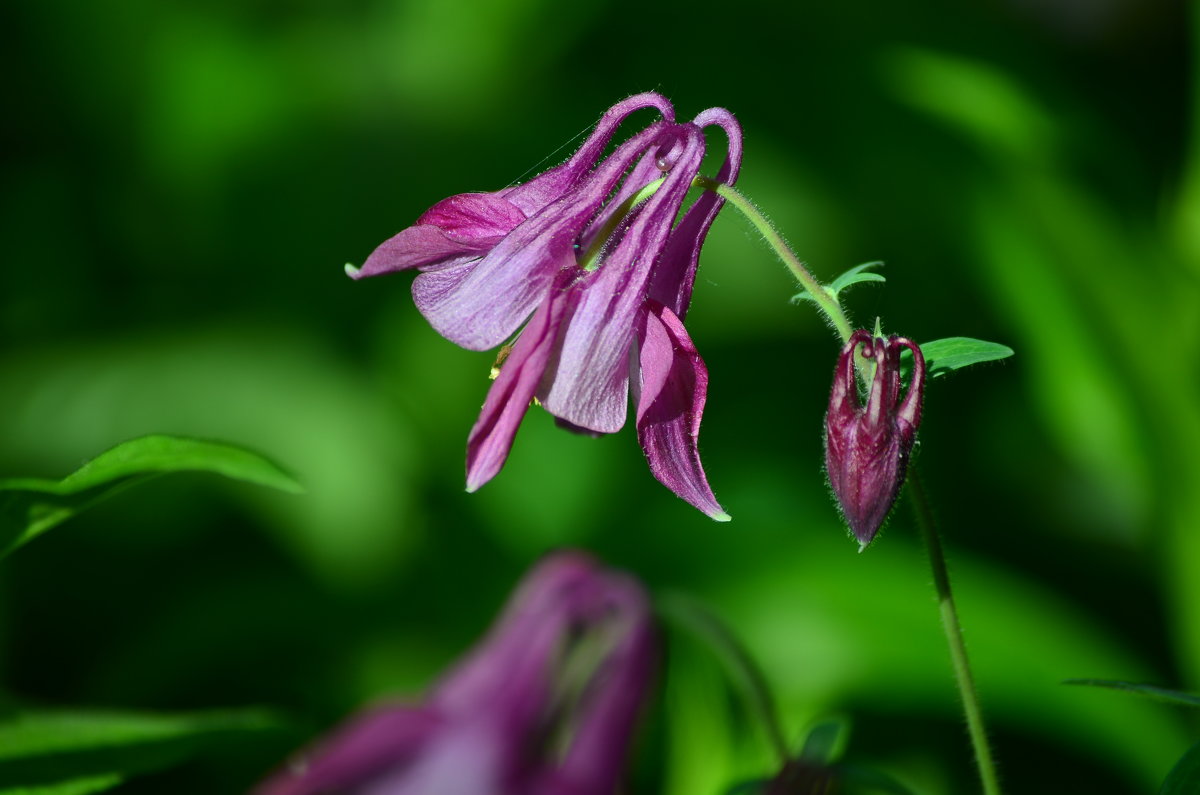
[[1064, 679, 1200, 708], [1162, 741, 1200, 795], [899, 336, 1015, 378], [0, 435, 302, 559], [0, 435, 304, 496], [828, 261, 886, 297], [0, 708, 288, 790], [790, 262, 885, 305]]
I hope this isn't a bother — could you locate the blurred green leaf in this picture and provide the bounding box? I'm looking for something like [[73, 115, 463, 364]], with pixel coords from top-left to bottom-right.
[[1161, 741, 1200, 795], [884, 48, 1055, 161], [1064, 680, 1200, 708], [792, 261, 885, 305], [837, 763, 922, 794], [715, 523, 1190, 791], [0, 773, 125, 795], [898, 337, 1014, 379], [0, 327, 417, 589], [0, 435, 302, 560], [800, 717, 850, 764], [0, 708, 287, 791]]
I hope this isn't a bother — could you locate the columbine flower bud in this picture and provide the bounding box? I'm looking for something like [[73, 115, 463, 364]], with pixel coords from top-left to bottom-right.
[[824, 330, 926, 548]]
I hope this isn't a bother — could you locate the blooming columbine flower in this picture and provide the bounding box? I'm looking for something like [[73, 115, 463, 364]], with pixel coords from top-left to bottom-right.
[[349, 93, 742, 520], [255, 552, 655, 795], [824, 331, 926, 548]]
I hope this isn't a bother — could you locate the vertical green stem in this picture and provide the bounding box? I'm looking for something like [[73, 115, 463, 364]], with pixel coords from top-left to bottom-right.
[[908, 467, 1002, 795], [694, 177, 855, 344], [702, 175, 999, 789]]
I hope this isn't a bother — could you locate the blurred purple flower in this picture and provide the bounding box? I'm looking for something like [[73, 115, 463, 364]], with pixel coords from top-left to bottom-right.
[[351, 93, 742, 520], [824, 331, 926, 548], [255, 552, 656, 795]]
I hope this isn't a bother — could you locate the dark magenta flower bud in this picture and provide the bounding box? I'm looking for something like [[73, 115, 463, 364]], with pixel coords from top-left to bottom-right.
[[824, 330, 926, 548]]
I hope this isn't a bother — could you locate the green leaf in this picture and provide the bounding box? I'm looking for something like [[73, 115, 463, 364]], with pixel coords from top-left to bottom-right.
[[836, 763, 921, 794], [829, 261, 886, 296], [799, 717, 850, 764], [0, 772, 124, 795], [1064, 679, 1200, 708], [791, 262, 885, 305], [0, 708, 289, 791], [899, 336, 1015, 379], [1162, 741, 1200, 794], [0, 435, 303, 560]]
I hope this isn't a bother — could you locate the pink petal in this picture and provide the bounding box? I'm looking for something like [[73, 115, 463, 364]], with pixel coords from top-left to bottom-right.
[[634, 302, 727, 520], [465, 285, 570, 490], [539, 128, 706, 433], [414, 124, 666, 352]]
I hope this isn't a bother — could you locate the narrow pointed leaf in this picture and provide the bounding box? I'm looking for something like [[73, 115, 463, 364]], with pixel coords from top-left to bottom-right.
[[836, 763, 921, 794], [898, 336, 1014, 378], [0, 435, 303, 559], [791, 262, 885, 305], [829, 261, 886, 296], [1064, 679, 1200, 709], [1162, 741, 1200, 794], [799, 718, 850, 764], [0, 773, 125, 795], [0, 708, 291, 791]]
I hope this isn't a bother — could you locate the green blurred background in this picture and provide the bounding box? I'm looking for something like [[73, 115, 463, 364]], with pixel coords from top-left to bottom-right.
[[2, 0, 1198, 792]]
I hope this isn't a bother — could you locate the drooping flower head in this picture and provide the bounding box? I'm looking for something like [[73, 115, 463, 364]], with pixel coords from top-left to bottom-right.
[[350, 94, 742, 520], [255, 552, 655, 795], [824, 331, 926, 548]]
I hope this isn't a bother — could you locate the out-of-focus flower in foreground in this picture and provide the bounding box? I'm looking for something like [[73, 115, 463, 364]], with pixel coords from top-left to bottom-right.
[[824, 331, 926, 548], [255, 552, 655, 795], [349, 93, 742, 520]]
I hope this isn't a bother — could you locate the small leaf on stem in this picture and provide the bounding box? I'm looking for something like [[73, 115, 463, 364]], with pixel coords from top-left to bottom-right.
[[900, 336, 1014, 379]]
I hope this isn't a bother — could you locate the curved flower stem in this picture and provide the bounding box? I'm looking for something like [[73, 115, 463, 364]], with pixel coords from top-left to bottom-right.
[[701, 176, 999, 790], [693, 176, 854, 344], [658, 593, 791, 764], [907, 467, 1002, 795]]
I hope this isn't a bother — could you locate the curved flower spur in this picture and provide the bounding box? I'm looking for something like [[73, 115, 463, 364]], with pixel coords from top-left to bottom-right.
[[350, 93, 742, 519], [824, 331, 926, 548]]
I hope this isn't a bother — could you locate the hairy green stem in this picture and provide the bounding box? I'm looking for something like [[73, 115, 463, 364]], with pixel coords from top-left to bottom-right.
[[694, 176, 855, 344], [908, 468, 1002, 795]]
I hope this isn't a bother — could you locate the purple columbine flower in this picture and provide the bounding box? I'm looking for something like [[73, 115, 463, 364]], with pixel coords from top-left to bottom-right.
[[255, 552, 656, 795], [350, 93, 742, 520], [824, 331, 926, 548]]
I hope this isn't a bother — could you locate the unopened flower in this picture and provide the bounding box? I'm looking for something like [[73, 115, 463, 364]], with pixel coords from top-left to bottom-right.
[[824, 331, 926, 548], [255, 552, 655, 795], [351, 93, 741, 520]]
